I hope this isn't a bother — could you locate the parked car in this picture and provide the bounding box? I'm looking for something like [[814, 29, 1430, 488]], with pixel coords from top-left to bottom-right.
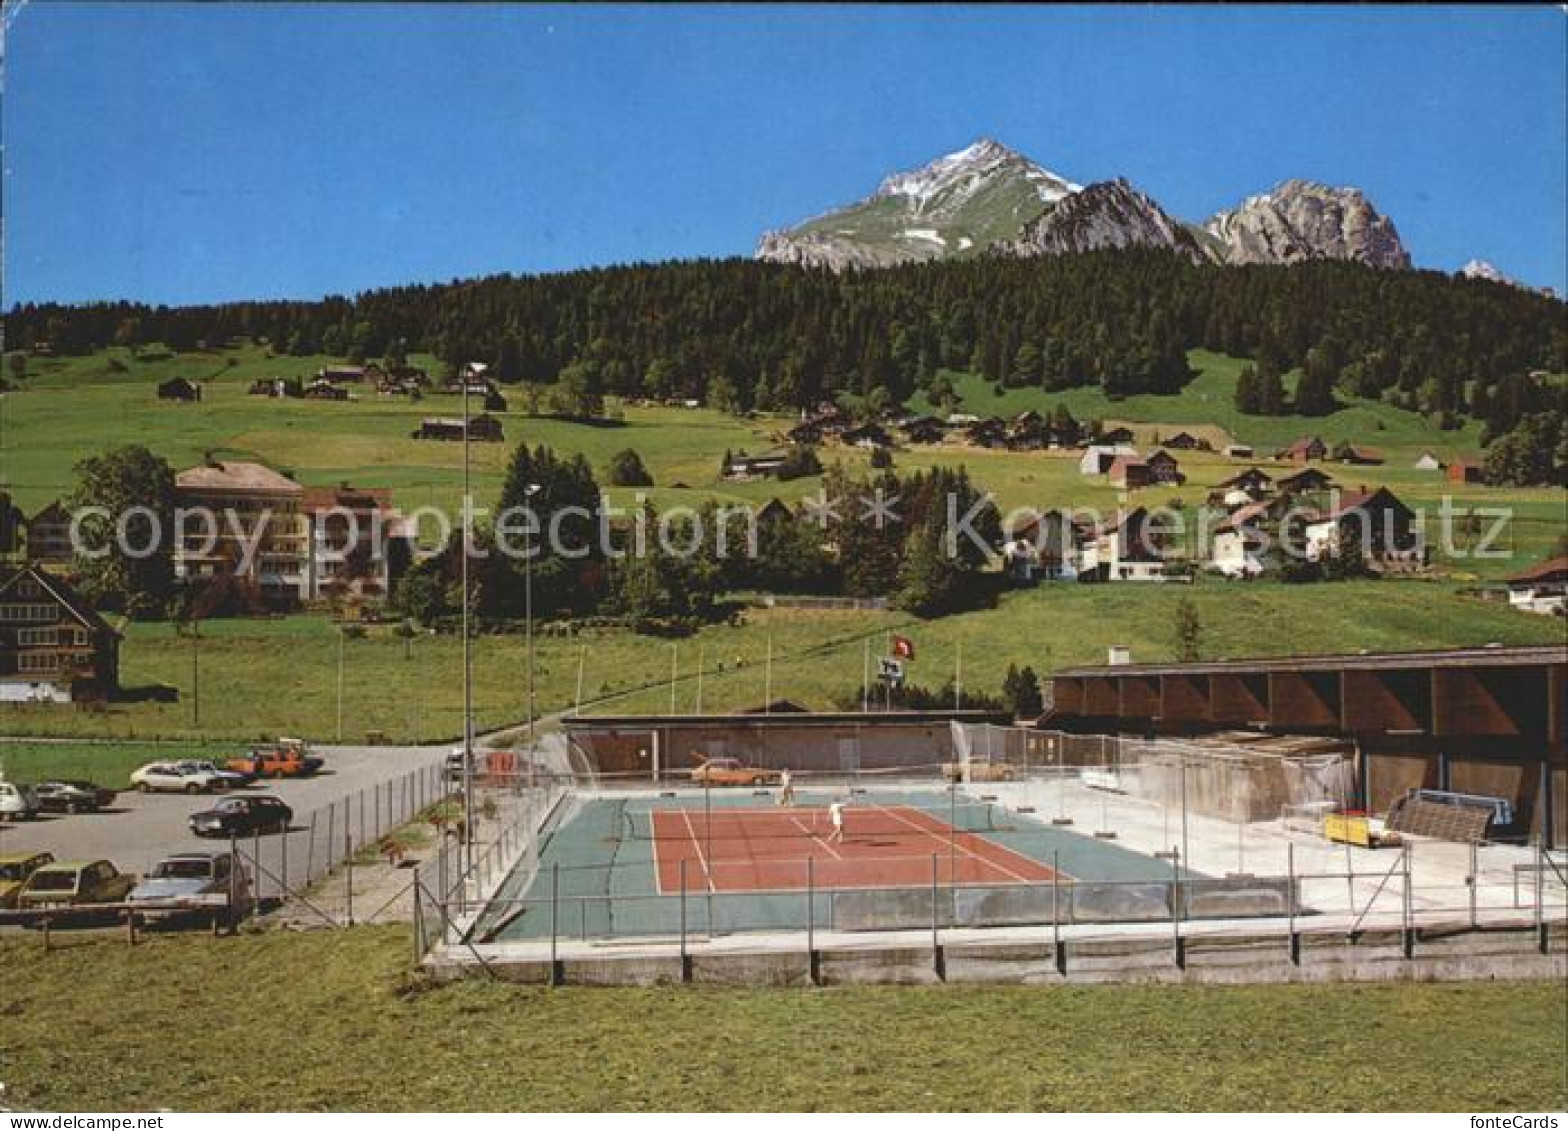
[[17, 859, 136, 909], [689, 757, 782, 787], [131, 762, 228, 794], [32, 779, 118, 814], [226, 741, 323, 780], [0, 780, 40, 821], [177, 760, 253, 789], [188, 795, 294, 838], [128, 852, 252, 915], [445, 746, 473, 783], [0, 851, 55, 909]]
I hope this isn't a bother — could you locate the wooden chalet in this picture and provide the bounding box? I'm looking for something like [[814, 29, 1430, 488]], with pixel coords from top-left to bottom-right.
[[0, 565, 120, 702]]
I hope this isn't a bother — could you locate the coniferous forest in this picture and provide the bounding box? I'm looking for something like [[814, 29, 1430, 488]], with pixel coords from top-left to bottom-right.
[[7, 249, 1566, 462]]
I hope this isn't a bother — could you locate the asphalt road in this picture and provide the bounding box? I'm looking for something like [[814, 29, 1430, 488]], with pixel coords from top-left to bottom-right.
[[0, 743, 448, 904]]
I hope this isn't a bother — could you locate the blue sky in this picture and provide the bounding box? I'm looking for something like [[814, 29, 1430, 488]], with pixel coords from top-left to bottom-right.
[[4, 4, 1564, 305]]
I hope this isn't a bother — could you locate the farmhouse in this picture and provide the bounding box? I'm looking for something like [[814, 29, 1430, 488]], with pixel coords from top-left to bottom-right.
[[1276, 467, 1334, 495], [1276, 436, 1328, 463], [303, 379, 350, 401], [1007, 509, 1081, 583], [1337, 445, 1386, 466], [175, 459, 309, 607], [1303, 487, 1426, 572], [1096, 426, 1136, 445], [1079, 508, 1174, 583], [248, 377, 300, 398], [0, 564, 120, 703], [1447, 458, 1484, 484], [1413, 452, 1443, 471], [1160, 431, 1209, 451], [1107, 455, 1151, 490], [1210, 501, 1272, 578], [1078, 443, 1138, 476], [840, 422, 892, 449], [1222, 443, 1255, 459], [900, 416, 947, 445], [721, 450, 789, 481], [963, 417, 1010, 449], [411, 415, 504, 442], [1145, 449, 1186, 485], [24, 502, 74, 566], [1211, 467, 1272, 507], [156, 376, 202, 402], [1504, 556, 1567, 616], [318, 365, 366, 384]]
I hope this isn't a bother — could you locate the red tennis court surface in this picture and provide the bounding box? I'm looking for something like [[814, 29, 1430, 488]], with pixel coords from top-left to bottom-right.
[[650, 805, 1061, 893]]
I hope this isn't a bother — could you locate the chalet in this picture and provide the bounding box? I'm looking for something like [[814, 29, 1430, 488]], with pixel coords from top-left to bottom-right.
[[721, 450, 789, 482], [1145, 450, 1186, 486], [25, 502, 74, 566], [1337, 445, 1385, 466], [1503, 556, 1567, 616], [461, 362, 491, 381], [1096, 426, 1136, 446], [301, 484, 416, 603], [411, 415, 504, 443], [484, 388, 509, 413], [964, 418, 1010, 449], [303, 379, 350, 401], [945, 412, 980, 427], [1007, 510, 1082, 583], [175, 459, 309, 607], [1079, 443, 1138, 476], [1107, 456, 1151, 490], [1161, 431, 1209, 452], [1303, 487, 1425, 571], [377, 366, 431, 396], [1222, 443, 1255, 459], [0, 565, 120, 702], [1413, 452, 1443, 471], [1276, 467, 1334, 495], [156, 377, 202, 403], [900, 416, 947, 445], [318, 365, 366, 384], [1079, 508, 1174, 583], [1005, 411, 1050, 451], [442, 375, 497, 397], [248, 377, 301, 398], [1447, 459, 1484, 484], [1210, 501, 1272, 578], [1211, 467, 1272, 507], [1276, 436, 1328, 464], [840, 422, 892, 449], [786, 421, 823, 446]]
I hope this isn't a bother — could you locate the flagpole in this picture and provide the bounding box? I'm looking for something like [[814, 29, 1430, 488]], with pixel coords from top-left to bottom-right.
[[954, 640, 962, 711]]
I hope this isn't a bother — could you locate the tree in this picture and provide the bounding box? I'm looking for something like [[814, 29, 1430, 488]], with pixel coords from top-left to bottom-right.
[[66, 445, 178, 615], [1002, 663, 1044, 720], [606, 448, 653, 487], [1295, 346, 1339, 416], [1484, 412, 1568, 487], [551, 360, 604, 419], [6, 353, 27, 384], [1234, 364, 1259, 414], [868, 446, 893, 470], [1256, 361, 1287, 416], [707, 373, 741, 414], [1173, 596, 1202, 662], [775, 446, 823, 481]]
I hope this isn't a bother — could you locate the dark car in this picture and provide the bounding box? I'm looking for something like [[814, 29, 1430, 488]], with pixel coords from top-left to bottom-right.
[[188, 795, 294, 838], [32, 780, 118, 814]]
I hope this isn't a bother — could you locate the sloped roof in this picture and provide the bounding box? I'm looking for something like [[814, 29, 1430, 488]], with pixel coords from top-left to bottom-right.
[[1505, 556, 1568, 585], [0, 565, 118, 637], [176, 460, 300, 494]]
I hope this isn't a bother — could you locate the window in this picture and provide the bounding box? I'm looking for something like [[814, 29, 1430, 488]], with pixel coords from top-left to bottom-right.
[[18, 628, 58, 647]]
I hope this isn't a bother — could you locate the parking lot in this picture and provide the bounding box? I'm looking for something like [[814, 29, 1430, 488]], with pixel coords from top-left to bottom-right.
[[0, 742, 447, 916]]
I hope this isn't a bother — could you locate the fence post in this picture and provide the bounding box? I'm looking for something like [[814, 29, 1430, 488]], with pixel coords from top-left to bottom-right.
[[253, 826, 263, 907], [326, 803, 336, 871], [280, 822, 289, 903], [1052, 850, 1065, 976], [1537, 840, 1548, 955], [1171, 846, 1184, 970], [1401, 842, 1414, 960], [1287, 842, 1299, 966], [345, 828, 354, 927], [412, 866, 424, 960], [807, 856, 818, 985], [680, 857, 691, 984], [306, 812, 317, 886], [228, 831, 240, 934], [550, 861, 563, 986], [930, 852, 944, 981], [1468, 841, 1478, 930]]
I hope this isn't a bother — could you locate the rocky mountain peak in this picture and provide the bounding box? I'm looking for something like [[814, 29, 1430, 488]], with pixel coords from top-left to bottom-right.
[[1203, 180, 1410, 269]]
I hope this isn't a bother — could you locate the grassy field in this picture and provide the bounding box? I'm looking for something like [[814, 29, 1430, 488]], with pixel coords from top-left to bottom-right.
[[0, 740, 229, 788], [0, 581, 1559, 752], [0, 927, 1561, 1110]]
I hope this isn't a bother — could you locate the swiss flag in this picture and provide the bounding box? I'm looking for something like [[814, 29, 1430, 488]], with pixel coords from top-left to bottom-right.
[[891, 635, 915, 660]]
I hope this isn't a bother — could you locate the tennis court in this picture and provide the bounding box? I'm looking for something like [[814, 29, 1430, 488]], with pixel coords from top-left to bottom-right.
[[479, 785, 1196, 942]]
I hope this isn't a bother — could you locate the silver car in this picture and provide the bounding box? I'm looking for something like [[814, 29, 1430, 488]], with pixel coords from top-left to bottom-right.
[[128, 852, 253, 916], [0, 780, 40, 821], [129, 761, 227, 794]]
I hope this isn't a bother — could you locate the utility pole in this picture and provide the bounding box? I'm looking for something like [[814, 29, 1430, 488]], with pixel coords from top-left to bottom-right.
[[461, 371, 475, 874], [335, 622, 345, 743], [191, 619, 201, 728], [524, 483, 540, 747]]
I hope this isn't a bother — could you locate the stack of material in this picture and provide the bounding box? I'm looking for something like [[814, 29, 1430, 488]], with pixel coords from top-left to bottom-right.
[[1385, 794, 1492, 843]]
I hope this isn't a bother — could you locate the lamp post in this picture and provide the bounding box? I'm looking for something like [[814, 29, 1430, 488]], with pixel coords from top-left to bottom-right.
[[461, 372, 474, 875], [524, 483, 541, 747]]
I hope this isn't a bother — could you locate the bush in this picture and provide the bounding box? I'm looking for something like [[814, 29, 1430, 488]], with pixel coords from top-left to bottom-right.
[[606, 448, 654, 487], [775, 446, 823, 481]]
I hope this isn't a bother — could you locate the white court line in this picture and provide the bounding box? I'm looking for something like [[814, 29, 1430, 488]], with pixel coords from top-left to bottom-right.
[[791, 814, 843, 859], [679, 808, 715, 893], [870, 804, 1042, 885]]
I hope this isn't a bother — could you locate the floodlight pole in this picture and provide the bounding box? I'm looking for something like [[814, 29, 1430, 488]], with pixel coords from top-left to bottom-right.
[[462, 374, 475, 876], [524, 482, 540, 747]]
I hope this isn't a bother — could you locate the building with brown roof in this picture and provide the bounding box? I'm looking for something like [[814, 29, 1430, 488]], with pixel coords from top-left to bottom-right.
[[174, 459, 309, 608], [1505, 556, 1567, 616], [0, 565, 120, 702]]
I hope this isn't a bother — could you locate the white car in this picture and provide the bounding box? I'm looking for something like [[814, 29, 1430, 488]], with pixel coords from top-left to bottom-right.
[[0, 780, 40, 821], [129, 761, 227, 795]]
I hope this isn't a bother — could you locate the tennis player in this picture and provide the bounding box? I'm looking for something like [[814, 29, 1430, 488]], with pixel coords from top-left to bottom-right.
[[777, 767, 795, 807], [827, 798, 846, 843]]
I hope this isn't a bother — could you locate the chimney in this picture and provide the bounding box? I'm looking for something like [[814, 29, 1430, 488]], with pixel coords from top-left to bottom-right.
[[1108, 646, 1131, 667]]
